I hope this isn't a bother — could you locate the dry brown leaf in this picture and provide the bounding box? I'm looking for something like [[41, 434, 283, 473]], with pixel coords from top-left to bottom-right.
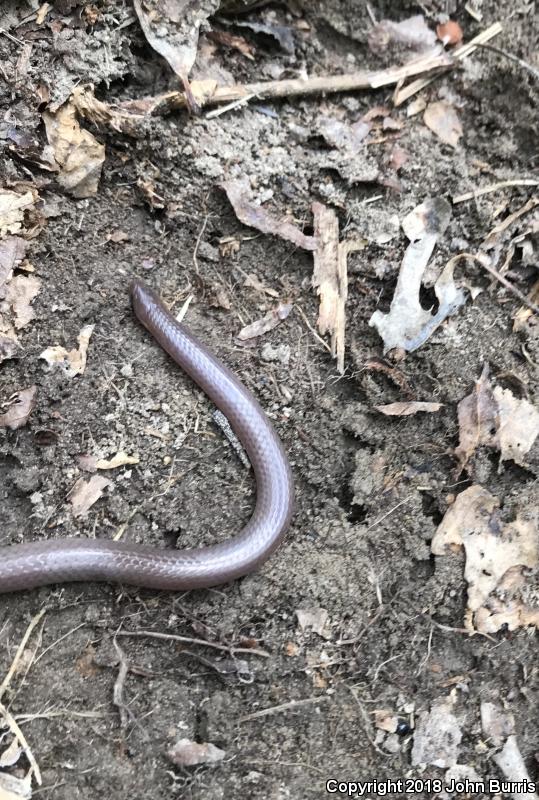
[[493, 736, 539, 800], [43, 101, 105, 198], [237, 302, 292, 340], [0, 386, 37, 430], [455, 364, 539, 471], [0, 189, 37, 237], [431, 485, 538, 633], [243, 273, 279, 298], [133, 0, 219, 88], [423, 101, 462, 147], [167, 739, 225, 767], [454, 364, 497, 470], [40, 324, 94, 377], [207, 29, 255, 60], [70, 474, 112, 518], [374, 709, 399, 733], [222, 177, 316, 251], [494, 385, 539, 465], [0, 236, 27, 298], [375, 401, 442, 416], [95, 451, 140, 470], [5, 274, 41, 330]]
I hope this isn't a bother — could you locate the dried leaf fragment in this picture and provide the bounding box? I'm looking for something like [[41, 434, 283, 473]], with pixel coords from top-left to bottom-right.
[[167, 738, 225, 767], [375, 401, 442, 416], [95, 451, 140, 470], [70, 474, 112, 517], [424, 101, 462, 147], [222, 177, 316, 251], [133, 0, 220, 87], [0, 236, 27, 299], [295, 607, 330, 637], [40, 324, 94, 377], [237, 302, 293, 340], [0, 189, 37, 237], [0, 386, 37, 430], [455, 364, 539, 471], [431, 485, 539, 633], [43, 101, 105, 198], [5, 274, 42, 329]]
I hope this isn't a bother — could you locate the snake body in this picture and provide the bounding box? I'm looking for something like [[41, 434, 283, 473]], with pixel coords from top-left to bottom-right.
[[0, 280, 294, 592]]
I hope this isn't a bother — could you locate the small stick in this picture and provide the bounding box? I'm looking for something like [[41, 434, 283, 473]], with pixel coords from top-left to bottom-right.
[[115, 629, 270, 658], [453, 179, 539, 203], [395, 21, 502, 105], [476, 42, 539, 81], [0, 608, 46, 703], [0, 700, 42, 785], [479, 260, 539, 316], [239, 695, 330, 722]]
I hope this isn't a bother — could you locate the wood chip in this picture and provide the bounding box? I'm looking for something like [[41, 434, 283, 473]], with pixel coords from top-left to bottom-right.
[[0, 386, 37, 430]]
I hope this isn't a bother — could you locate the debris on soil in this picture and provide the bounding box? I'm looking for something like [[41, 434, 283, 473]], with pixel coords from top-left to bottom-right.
[[0, 386, 37, 431], [167, 738, 226, 767], [0, 189, 38, 237], [455, 364, 539, 472], [411, 695, 462, 768], [431, 485, 539, 633], [436, 21, 464, 47], [423, 101, 463, 147], [0, 237, 27, 296], [0, 771, 32, 800], [70, 474, 113, 518], [311, 202, 364, 373], [133, 0, 220, 109], [374, 709, 399, 733], [368, 14, 437, 53], [40, 324, 94, 377], [95, 452, 140, 470], [295, 607, 330, 638], [369, 197, 466, 352], [374, 401, 442, 416], [237, 301, 293, 340], [0, 738, 22, 769], [43, 102, 105, 198], [494, 736, 539, 800], [222, 177, 316, 251], [481, 708, 539, 800]]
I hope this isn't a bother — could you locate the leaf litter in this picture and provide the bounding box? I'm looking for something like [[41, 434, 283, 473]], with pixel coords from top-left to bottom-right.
[[431, 485, 538, 634], [369, 197, 467, 352]]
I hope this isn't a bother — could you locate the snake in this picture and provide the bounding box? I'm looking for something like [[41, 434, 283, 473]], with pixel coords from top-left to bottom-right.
[[0, 280, 294, 593]]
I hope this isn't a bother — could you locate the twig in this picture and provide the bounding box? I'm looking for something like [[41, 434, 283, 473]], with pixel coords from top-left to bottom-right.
[[478, 260, 539, 316], [239, 695, 330, 722], [364, 496, 412, 533], [115, 629, 270, 658], [395, 21, 502, 105], [453, 179, 539, 203], [295, 305, 332, 354], [476, 42, 539, 81], [206, 92, 256, 119], [0, 608, 46, 703], [0, 700, 42, 784]]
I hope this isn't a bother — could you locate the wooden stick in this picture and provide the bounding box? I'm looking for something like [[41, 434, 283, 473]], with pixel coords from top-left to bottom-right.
[[394, 21, 503, 106]]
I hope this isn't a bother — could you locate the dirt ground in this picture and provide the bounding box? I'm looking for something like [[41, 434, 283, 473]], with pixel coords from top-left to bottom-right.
[[0, 1, 538, 798]]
